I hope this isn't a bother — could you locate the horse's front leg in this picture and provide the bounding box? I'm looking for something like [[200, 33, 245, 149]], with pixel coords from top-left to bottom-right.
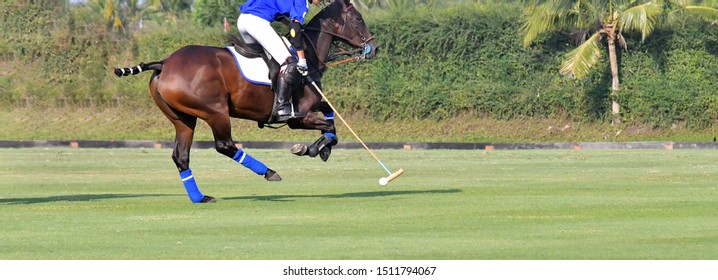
[[288, 110, 338, 161]]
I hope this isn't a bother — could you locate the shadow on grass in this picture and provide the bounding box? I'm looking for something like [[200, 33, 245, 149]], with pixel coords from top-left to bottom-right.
[[0, 194, 177, 205], [223, 188, 463, 202]]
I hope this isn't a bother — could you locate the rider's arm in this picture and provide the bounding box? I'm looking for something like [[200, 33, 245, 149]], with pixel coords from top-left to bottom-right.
[[288, 0, 309, 57], [297, 50, 305, 60], [289, 20, 305, 59], [289, 0, 311, 72], [291, 19, 307, 75]]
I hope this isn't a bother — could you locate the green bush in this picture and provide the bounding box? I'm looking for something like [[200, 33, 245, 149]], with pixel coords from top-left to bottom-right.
[[323, 4, 599, 121], [193, 0, 242, 27], [324, 3, 718, 127], [2, 1, 717, 129]]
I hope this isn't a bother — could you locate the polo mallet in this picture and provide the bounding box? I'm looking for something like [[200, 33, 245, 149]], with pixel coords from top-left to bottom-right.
[[307, 81, 404, 185]]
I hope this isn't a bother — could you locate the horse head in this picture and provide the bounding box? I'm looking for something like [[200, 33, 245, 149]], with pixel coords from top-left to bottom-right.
[[304, 0, 378, 70]]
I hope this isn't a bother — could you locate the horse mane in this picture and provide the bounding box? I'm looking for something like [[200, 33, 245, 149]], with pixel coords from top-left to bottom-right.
[[306, 0, 346, 29]]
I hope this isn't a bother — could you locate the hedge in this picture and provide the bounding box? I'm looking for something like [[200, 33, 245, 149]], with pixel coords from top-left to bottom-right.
[[2, 1, 717, 128]]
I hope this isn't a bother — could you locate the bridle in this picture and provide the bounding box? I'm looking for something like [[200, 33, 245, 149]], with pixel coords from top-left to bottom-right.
[[302, 2, 375, 69]]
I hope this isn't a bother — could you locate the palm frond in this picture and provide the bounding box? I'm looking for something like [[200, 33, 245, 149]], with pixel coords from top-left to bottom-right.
[[560, 32, 603, 79], [520, 0, 576, 47], [618, 2, 663, 41], [684, 5, 718, 20], [144, 0, 163, 11], [672, 0, 689, 7], [104, 0, 114, 24], [573, 0, 601, 29]]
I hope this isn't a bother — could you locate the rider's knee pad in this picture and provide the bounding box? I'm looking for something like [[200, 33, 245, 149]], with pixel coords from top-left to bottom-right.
[[280, 57, 300, 85]]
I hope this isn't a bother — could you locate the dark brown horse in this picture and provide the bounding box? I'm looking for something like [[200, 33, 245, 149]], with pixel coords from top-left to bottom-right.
[[114, 0, 377, 203]]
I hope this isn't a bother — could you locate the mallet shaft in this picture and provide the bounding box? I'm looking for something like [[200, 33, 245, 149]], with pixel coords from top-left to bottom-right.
[[310, 81, 384, 163], [308, 81, 403, 181]]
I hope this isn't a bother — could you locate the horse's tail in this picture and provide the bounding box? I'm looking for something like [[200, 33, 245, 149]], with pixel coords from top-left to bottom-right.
[[114, 61, 163, 77]]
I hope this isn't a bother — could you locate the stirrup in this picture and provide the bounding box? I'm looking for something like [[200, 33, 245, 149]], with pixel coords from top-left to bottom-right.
[[276, 112, 306, 122], [276, 105, 306, 121]]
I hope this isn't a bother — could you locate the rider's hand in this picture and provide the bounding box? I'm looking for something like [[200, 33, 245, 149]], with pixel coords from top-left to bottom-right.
[[297, 58, 308, 76]]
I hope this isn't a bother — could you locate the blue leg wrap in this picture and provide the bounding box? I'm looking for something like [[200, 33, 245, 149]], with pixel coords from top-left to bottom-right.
[[324, 112, 335, 124], [233, 149, 268, 175], [179, 169, 204, 203], [323, 112, 337, 144], [324, 132, 337, 143]]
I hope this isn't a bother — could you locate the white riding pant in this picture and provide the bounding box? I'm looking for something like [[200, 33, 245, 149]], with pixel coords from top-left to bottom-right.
[[237, 13, 293, 67]]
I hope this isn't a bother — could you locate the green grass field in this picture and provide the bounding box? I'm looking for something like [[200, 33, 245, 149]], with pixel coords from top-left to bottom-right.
[[1, 148, 717, 260]]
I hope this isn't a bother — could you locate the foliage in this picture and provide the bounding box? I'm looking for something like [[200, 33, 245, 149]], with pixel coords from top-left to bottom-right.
[[1, 0, 113, 106], [521, 0, 718, 80], [352, 0, 524, 10], [618, 20, 718, 127], [2, 0, 718, 130], [323, 3, 601, 121], [521, 0, 663, 80], [193, 0, 242, 27], [79, 0, 194, 35], [519, 0, 718, 124]]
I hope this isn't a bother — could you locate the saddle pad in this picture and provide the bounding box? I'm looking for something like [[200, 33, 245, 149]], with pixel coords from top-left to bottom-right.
[[225, 46, 271, 86]]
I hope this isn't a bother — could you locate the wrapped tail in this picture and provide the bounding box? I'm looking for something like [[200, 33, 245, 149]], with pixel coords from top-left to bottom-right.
[[114, 61, 163, 77]]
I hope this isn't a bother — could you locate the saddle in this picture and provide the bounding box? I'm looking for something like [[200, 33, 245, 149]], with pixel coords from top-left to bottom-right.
[[227, 33, 264, 59], [226, 33, 281, 85], [226, 33, 287, 126]]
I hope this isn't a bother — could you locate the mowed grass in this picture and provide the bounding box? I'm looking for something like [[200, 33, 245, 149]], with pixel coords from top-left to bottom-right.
[[1, 148, 717, 260]]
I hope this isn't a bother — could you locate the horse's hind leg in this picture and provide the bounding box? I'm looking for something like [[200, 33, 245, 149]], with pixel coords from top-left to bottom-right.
[[168, 113, 215, 203], [206, 115, 282, 181]]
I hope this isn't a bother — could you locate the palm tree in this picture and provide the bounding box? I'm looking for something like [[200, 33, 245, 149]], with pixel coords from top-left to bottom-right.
[[88, 0, 193, 34], [521, 0, 718, 125], [90, 0, 142, 33]]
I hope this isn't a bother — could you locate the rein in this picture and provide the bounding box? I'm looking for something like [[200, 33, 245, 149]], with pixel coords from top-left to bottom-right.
[[326, 45, 364, 66]]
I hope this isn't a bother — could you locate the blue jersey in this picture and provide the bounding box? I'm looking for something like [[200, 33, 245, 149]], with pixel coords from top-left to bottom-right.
[[240, 0, 309, 23]]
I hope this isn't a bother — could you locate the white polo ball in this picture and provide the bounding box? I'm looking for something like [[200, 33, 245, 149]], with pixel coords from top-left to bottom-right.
[[379, 177, 388, 186]]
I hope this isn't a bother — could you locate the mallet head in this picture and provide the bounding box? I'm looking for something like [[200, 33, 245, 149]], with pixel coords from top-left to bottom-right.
[[378, 169, 404, 186]]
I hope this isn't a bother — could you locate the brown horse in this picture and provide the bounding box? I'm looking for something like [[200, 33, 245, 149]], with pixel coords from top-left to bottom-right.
[[114, 0, 377, 203]]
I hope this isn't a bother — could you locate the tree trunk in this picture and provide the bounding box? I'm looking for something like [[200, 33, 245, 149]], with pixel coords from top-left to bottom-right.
[[607, 32, 620, 126]]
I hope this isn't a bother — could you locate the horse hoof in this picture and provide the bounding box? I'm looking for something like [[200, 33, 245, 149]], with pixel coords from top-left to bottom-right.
[[319, 146, 332, 162], [307, 145, 319, 157], [290, 144, 307, 156], [200, 196, 216, 203], [264, 168, 282, 181]]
